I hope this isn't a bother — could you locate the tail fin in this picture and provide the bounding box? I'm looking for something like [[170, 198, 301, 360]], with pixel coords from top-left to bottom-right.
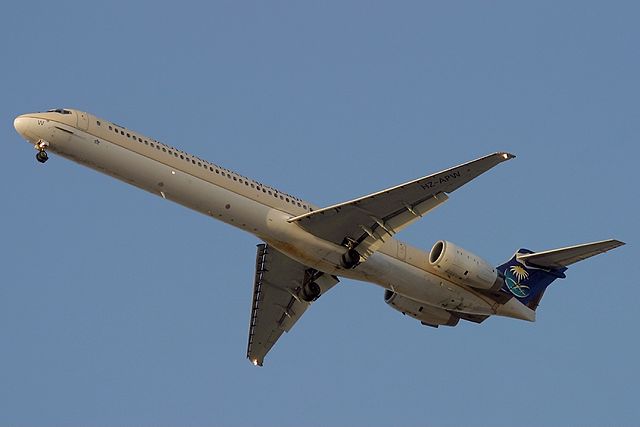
[[497, 250, 566, 311], [497, 239, 625, 311]]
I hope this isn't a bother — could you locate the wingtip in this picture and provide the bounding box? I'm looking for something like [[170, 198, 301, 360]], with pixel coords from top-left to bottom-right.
[[249, 357, 264, 367], [598, 238, 626, 248], [498, 152, 516, 160]]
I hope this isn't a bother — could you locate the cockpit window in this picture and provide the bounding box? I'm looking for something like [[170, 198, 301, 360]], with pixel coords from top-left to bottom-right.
[[47, 108, 72, 115]]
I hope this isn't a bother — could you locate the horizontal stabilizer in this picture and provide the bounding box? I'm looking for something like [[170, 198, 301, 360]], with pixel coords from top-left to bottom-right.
[[517, 239, 625, 269]]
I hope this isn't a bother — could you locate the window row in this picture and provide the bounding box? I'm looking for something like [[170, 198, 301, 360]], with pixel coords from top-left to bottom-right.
[[101, 121, 309, 210]]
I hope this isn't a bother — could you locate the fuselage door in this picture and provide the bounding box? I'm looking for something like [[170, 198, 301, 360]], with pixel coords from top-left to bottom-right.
[[76, 111, 89, 131]]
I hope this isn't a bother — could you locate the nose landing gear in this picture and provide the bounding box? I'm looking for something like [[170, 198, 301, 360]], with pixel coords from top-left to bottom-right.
[[34, 140, 49, 164], [36, 151, 49, 163]]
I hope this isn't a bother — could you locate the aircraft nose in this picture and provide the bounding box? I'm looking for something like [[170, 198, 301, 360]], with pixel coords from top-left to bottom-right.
[[14, 115, 35, 141]]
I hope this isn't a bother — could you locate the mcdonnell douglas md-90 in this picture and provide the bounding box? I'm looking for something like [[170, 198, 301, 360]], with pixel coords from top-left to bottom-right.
[[14, 108, 624, 366]]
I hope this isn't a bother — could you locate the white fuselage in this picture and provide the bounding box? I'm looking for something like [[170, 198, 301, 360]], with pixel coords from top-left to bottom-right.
[[13, 109, 532, 321]]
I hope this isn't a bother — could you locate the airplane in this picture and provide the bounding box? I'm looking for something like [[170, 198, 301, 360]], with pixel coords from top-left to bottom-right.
[[13, 108, 625, 366]]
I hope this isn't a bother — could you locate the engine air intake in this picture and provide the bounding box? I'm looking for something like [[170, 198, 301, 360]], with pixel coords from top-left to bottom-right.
[[429, 240, 503, 291]]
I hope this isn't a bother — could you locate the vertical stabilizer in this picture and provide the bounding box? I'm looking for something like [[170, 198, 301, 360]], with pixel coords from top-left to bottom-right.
[[497, 250, 566, 311]]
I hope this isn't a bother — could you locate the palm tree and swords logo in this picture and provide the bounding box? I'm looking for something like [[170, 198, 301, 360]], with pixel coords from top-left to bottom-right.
[[505, 264, 531, 298]]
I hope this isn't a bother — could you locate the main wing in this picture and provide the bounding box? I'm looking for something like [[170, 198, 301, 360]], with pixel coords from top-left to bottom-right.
[[247, 244, 339, 366], [288, 152, 514, 258]]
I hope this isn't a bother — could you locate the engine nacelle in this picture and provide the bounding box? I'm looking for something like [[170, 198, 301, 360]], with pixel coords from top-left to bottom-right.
[[429, 240, 503, 291], [384, 290, 459, 327]]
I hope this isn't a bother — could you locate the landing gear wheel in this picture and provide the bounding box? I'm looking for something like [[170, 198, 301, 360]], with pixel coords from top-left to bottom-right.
[[341, 248, 361, 269], [301, 281, 321, 302], [36, 151, 48, 163]]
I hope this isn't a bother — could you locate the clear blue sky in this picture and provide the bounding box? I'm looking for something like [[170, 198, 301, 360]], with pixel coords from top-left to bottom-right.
[[1, 1, 637, 426]]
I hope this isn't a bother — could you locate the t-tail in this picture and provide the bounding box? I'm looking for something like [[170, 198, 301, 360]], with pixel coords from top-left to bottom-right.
[[497, 239, 625, 312]]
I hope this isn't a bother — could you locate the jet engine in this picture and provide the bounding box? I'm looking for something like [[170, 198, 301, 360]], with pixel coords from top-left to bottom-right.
[[384, 290, 459, 327], [429, 240, 503, 291]]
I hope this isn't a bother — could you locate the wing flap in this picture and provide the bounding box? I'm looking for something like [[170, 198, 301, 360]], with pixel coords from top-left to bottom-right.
[[517, 239, 625, 269], [357, 192, 449, 256]]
